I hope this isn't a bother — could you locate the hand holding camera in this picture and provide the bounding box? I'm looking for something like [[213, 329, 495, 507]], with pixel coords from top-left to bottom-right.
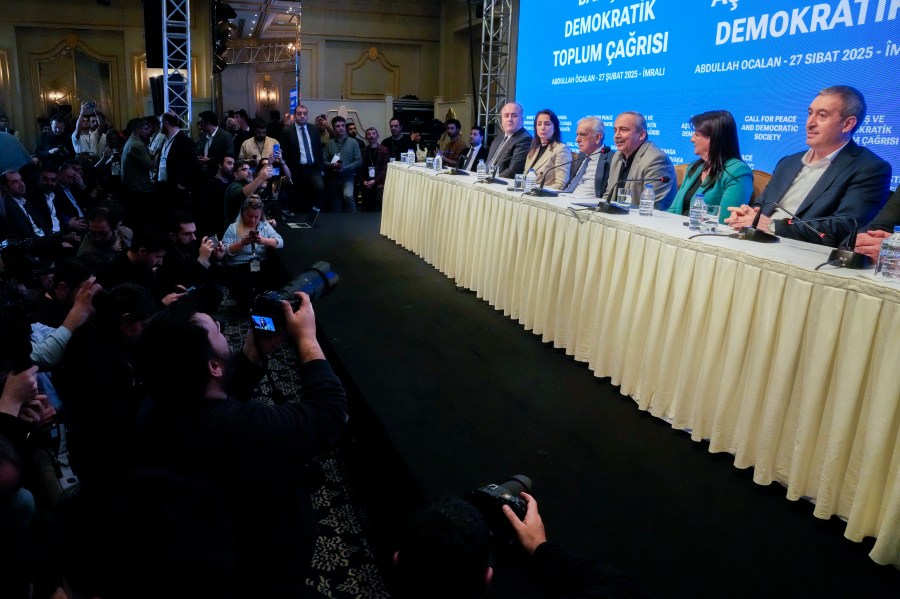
[[501, 491, 547, 555], [200, 235, 219, 261]]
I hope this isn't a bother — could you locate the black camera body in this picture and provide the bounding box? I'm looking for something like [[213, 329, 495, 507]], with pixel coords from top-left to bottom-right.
[[465, 474, 532, 553], [467, 474, 532, 519], [250, 261, 339, 332]]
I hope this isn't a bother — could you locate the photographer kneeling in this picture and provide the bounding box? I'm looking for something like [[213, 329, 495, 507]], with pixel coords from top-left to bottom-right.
[[132, 292, 349, 598], [394, 492, 651, 599], [222, 196, 289, 311]]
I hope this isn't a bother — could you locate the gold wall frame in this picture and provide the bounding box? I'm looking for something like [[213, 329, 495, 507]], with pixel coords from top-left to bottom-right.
[[29, 34, 120, 125], [344, 46, 399, 100]]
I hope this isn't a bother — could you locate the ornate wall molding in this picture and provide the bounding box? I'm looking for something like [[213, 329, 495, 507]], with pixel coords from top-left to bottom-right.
[[344, 46, 399, 100]]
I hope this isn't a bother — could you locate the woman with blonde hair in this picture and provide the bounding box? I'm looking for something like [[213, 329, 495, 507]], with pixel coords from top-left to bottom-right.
[[222, 195, 289, 310]]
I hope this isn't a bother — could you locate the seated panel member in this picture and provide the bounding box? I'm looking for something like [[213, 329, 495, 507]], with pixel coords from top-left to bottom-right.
[[604, 111, 677, 210], [485, 102, 532, 178], [439, 119, 466, 168], [559, 116, 612, 198], [458, 126, 489, 172], [522, 108, 570, 191], [725, 85, 891, 245], [667, 110, 752, 223]]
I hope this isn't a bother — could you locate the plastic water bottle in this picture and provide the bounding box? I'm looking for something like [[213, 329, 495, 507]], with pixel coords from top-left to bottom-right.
[[639, 183, 655, 216], [689, 193, 706, 232], [407, 149, 415, 164], [433, 153, 443, 172], [875, 226, 900, 281], [477, 159, 487, 182], [524, 168, 536, 193]]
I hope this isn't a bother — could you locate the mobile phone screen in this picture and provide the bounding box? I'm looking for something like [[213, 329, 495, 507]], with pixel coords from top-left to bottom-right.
[[251, 314, 276, 332]]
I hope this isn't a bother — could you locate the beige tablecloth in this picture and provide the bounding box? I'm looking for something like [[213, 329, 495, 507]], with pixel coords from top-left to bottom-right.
[[381, 163, 900, 567]]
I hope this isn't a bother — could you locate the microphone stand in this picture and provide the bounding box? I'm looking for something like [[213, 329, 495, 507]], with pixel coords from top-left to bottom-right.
[[790, 215, 871, 269], [736, 201, 779, 243]]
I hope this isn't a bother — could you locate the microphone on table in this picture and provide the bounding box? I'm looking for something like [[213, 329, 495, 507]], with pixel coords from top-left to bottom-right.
[[784, 215, 871, 269], [595, 174, 671, 215], [530, 146, 609, 198], [827, 217, 872, 269], [474, 164, 507, 185], [734, 201, 780, 243], [437, 162, 470, 176]]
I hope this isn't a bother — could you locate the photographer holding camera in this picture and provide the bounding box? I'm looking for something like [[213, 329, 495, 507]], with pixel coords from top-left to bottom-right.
[[131, 291, 348, 598], [222, 195, 289, 311], [394, 490, 651, 599]]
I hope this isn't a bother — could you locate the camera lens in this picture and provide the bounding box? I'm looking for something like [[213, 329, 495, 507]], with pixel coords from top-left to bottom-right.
[[500, 474, 532, 497]]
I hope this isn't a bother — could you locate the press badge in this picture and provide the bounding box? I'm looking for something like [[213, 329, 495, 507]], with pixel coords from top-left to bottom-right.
[[250, 256, 261, 273]]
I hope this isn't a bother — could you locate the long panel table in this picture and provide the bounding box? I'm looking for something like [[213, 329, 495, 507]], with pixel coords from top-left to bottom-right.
[[381, 162, 900, 568]]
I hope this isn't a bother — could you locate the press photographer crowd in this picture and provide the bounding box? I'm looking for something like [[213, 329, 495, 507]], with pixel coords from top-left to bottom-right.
[[0, 105, 650, 599]]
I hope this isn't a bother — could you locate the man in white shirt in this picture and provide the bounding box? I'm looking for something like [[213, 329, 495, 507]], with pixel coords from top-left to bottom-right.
[[559, 116, 612, 199], [725, 85, 892, 245], [71, 102, 106, 158]]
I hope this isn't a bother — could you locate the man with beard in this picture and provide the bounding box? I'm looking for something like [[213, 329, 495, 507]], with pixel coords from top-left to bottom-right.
[[238, 118, 279, 167], [54, 283, 159, 484], [132, 293, 348, 599], [195, 153, 235, 238], [155, 210, 225, 314], [76, 203, 133, 272], [121, 117, 154, 228], [360, 127, 390, 212], [35, 115, 74, 170]]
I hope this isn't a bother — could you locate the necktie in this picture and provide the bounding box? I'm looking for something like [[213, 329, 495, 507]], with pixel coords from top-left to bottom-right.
[[300, 125, 313, 164], [563, 155, 590, 193], [490, 136, 510, 169], [64, 187, 84, 217], [594, 156, 607, 197], [466, 146, 478, 171], [17, 201, 44, 237]]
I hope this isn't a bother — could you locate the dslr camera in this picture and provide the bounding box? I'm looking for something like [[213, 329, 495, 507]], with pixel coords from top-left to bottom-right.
[[465, 474, 532, 549], [250, 261, 339, 332]]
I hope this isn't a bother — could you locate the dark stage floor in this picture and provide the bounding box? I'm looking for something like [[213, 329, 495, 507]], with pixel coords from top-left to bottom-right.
[[280, 211, 900, 598]]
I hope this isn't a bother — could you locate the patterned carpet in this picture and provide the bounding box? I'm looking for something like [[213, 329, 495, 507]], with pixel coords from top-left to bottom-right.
[[221, 297, 392, 598]]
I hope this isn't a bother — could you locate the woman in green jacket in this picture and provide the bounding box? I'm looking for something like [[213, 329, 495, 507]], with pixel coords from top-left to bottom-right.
[[668, 110, 753, 223]]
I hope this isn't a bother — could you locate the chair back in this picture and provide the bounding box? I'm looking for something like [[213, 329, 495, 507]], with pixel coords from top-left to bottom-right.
[[674, 163, 688, 187], [751, 169, 772, 203]]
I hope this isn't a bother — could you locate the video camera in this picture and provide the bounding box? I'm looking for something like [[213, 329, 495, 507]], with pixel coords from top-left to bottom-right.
[[464, 474, 533, 553], [250, 261, 339, 332]]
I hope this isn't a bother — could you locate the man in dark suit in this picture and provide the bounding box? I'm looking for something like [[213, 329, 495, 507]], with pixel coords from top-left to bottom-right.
[[458, 126, 489, 172], [855, 187, 900, 260], [29, 165, 64, 236], [485, 102, 532, 178], [54, 161, 91, 232], [34, 115, 74, 171], [1, 169, 73, 260], [726, 85, 891, 245], [197, 111, 233, 178], [559, 116, 612, 198], [155, 112, 201, 220], [280, 104, 325, 213], [1, 170, 50, 238]]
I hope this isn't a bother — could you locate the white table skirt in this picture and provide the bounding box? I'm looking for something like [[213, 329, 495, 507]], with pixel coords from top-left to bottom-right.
[[381, 162, 900, 568]]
